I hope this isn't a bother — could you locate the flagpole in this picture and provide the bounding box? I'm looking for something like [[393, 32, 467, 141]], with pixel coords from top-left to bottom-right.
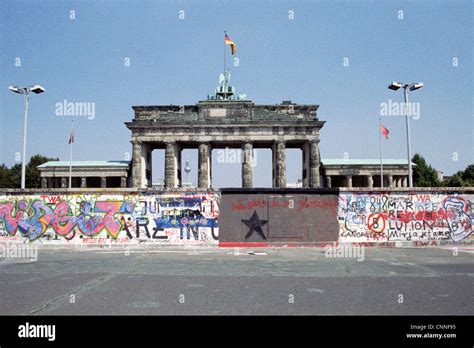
[[224, 30, 227, 75], [223, 30, 227, 99], [69, 117, 73, 189], [379, 117, 383, 188]]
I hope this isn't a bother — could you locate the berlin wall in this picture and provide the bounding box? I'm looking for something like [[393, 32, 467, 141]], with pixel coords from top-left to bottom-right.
[[218, 188, 340, 246], [338, 189, 474, 245], [0, 190, 219, 245], [0, 188, 472, 246]]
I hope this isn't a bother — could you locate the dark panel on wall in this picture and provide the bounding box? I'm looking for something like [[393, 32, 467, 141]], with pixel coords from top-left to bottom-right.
[[220, 189, 340, 243]]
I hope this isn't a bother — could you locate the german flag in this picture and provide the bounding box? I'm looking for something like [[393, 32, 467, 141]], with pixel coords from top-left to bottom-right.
[[225, 34, 236, 55]]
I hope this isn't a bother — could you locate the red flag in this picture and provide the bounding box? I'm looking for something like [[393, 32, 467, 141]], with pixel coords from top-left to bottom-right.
[[68, 127, 74, 144], [380, 124, 389, 139]]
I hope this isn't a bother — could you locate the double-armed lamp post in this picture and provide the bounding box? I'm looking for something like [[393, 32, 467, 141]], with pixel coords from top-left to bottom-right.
[[388, 81, 423, 188], [9, 85, 46, 189]]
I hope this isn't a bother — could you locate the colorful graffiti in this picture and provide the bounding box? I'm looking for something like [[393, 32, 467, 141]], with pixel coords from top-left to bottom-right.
[[338, 192, 473, 243], [0, 192, 219, 244], [2, 190, 472, 245]]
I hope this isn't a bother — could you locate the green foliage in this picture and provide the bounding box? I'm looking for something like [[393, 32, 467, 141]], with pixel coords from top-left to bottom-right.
[[412, 154, 441, 187], [440, 165, 474, 187], [443, 174, 465, 187], [411, 154, 473, 187], [0, 164, 14, 188], [0, 154, 58, 188], [461, 164, 474, 186]]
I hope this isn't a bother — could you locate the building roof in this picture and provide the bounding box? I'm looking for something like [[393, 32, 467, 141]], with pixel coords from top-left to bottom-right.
[[321, 159, 412, 166], [38, 160, 130, 168]]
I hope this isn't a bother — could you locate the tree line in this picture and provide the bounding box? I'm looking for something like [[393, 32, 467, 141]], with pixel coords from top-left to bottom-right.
[[0, 155, 58, 188], [412, 153, 473, 187]]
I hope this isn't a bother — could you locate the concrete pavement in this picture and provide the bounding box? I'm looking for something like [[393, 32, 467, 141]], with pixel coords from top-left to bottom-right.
[[0, 245, 472, 315]]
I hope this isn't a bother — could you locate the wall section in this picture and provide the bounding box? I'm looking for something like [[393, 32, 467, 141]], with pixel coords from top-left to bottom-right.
[[0, 191, 219, 245], [219, 189, 340, 244], [1, 188, 473, 246], [338, 191, 473, 244]]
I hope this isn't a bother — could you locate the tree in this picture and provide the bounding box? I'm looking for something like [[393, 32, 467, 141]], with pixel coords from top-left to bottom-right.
[[0, 164, 14, 188], [461, 164, 474, 186], [442, 164, 474, 187], [412, 154, 441, 187], [0, 154, 58, 188], [26, 154, 58, 188], [443, 174, 465, 187]]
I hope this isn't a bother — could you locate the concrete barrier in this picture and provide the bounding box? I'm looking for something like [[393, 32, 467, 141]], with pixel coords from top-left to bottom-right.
[[0, 190, 219, 245], [338, 188, 474, 245], [219, 188, 340, 247], [1, 187, 472, 247]]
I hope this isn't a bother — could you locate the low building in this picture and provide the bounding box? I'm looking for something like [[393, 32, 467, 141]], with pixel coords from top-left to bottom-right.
[[38, 161, 130, 188], [37, 159, 410, 189], [322, 159, 411, 188]]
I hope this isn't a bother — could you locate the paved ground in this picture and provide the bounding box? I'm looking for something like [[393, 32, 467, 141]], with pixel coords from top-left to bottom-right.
[[0, 245, 472, 315]]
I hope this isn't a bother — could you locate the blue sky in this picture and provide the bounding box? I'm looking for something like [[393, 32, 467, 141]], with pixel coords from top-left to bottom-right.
[[1, 0, 472, 187]]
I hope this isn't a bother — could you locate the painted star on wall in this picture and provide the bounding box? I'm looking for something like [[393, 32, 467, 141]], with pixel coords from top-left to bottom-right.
[[242, 211, 268, 240]]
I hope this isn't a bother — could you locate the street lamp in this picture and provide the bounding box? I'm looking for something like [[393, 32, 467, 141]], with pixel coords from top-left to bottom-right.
[[388, 81, 423, 188], [9, 85, 46, 189]]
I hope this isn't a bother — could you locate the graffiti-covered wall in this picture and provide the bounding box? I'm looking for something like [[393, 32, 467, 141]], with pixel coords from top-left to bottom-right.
[[2, 189, 473, 246], [0, 192, 219, 244], [338, 191, 473, 243]]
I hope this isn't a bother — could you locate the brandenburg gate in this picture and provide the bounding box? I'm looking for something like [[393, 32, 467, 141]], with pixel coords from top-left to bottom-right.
[[125, 72, 325, 189]]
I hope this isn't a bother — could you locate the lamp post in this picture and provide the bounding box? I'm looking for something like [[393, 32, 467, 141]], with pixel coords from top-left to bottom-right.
[[9, 85, 45, 189], [388, 81, 423, 188]]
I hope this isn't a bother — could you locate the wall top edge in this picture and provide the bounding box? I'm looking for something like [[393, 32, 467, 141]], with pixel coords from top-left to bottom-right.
[[0, 187, 473, 195]]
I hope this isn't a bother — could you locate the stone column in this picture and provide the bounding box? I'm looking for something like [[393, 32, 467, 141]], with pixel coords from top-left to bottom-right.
[[165, 142, 178, 188], [402, 176, 408, 187], [176, 145, 182, 187], [101, 177, 107, 188], [367, 175, 373, 188], [41, 177, 47, 189], [144, 144, 153, 188], [81, 177, 87, 188], [242, 142, 253, 188], [346, 175, 353, 188], [198, 143, 211, 188], [120, 177, 127, 188], [301, 142, 310, 188], [309, 140, 320, 188], [131, 141, 145, 188], [388, 175, 393, 188], [272, 141, 286, 188], [326, 176, 332, 188], [61, 177, 67, 188]]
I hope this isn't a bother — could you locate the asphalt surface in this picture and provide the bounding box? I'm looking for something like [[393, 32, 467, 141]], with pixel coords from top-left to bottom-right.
[[0, 245, 472, 315]]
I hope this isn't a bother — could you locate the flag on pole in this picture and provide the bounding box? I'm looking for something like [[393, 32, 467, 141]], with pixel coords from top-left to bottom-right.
[[380, 124, 389, 139], [225, 34, 236, 55], [68, 127, 74, 144]]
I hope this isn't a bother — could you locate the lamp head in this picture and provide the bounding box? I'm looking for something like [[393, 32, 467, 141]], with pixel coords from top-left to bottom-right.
[[409, 82, 424, 91], [9, 85, 23, 94], [388, 82, 403, 91], [30, 85, 45, 94]]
